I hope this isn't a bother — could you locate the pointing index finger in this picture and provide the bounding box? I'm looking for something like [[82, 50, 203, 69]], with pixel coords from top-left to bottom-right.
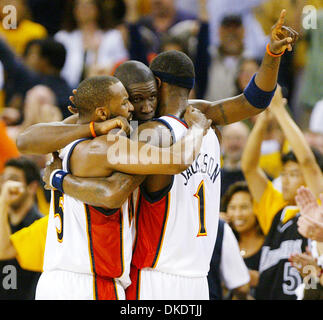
[[276, 9, 286, 29]]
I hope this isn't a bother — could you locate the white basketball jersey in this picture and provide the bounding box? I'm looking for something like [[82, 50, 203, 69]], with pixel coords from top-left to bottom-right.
[[42, 139, 133, 298], [132, 115, 221, 277]]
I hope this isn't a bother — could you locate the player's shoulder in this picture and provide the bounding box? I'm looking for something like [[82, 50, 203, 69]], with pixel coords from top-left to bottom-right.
[[135, 120, 173, 148]]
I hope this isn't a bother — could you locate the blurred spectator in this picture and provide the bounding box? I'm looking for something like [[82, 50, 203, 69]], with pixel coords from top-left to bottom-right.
[[175, 0, 198, 16], [27, 0, 66, 36], [0, 157, 43, 299], [241, 86, 323, 299], [4, 84, 62, 216], [293, 186, 323, 300], [0, 119, 19, 173], [299, 9, 323, 123], [124, 0, 196, 58], [6, 85, 62, 142], [138, 0, 196, 40], [0, 37, 72, 118], [221, 181, 265, 297], [208, 219, 251, 300], [220, 122, 249, 197], [204, 15, 247, 101], [236, 58, 260, 93], [207, 0, 268, 60], [309, 98, 323, 132], [247, 89, 287, 180], [290, 243, 323, 300], [302, 99, 323, 155], [0, 0, 47, 55], [125, 0, 204, 101], [296, 186, 323, 242], [55, 0, 128, 88]]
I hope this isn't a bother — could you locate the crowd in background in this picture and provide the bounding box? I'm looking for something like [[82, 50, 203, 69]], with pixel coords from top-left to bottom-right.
[[0, 0, 323, 300]]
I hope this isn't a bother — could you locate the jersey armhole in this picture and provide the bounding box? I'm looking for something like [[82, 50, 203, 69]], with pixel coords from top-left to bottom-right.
[[152, 118, 176, 143], [65, 138, 91, 173], [140, 175, 174, 204], [85, 204, 120, 217]]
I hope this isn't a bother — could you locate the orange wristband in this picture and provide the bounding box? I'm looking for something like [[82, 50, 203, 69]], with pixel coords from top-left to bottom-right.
[[266, 43, 285, 57], [89, 121, 97, 138]]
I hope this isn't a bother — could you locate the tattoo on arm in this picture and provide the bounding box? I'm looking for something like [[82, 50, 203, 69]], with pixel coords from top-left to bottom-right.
[[219, 103, 228, 125]]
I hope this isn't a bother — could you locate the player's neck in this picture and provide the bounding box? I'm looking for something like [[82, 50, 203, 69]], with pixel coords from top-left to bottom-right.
[[159, 90, 188, 118]]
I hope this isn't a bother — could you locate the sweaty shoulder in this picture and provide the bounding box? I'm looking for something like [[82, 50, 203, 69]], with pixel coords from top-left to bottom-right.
[[69, 136, 113, 177], [133, 120, 173, 148]]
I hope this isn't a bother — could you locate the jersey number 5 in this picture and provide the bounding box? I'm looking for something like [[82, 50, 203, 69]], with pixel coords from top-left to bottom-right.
[[54, 190, 64, 243], [194, 180, 207, 237]]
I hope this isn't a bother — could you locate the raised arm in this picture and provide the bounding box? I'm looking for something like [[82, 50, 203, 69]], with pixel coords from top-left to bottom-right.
[[241, 112, 270, 203], [124, 0, 150, 65], [0, 38, 36, 81], [190, 9, 298, 126], [16, 117, 130, 155], [269, 88, 323, 197]]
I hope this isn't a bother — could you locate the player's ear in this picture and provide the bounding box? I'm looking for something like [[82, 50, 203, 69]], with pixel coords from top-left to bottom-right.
[[155, 77, 162, 89], [95, 107, 109, 121], [68, 106, 78, 115]]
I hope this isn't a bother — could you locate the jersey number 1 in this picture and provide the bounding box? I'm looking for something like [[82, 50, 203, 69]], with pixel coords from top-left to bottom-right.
[[194, 180, 207, 237]]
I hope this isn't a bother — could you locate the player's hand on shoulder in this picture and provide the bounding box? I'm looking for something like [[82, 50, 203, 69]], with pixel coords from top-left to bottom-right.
[[184, 105, 211, 135], [269, 9, 299, 54], [43, 152, 63, 190], [97, 116, 131, 137]]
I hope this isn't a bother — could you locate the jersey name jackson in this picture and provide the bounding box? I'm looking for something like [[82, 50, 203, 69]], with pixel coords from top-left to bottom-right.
[[181, 152, 220, 186]]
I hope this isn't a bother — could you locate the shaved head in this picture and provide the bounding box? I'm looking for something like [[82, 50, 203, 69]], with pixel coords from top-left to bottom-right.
[[74, 76, 120, 117], [114, 60, 158, 122], [114, 60, 156, 91]]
